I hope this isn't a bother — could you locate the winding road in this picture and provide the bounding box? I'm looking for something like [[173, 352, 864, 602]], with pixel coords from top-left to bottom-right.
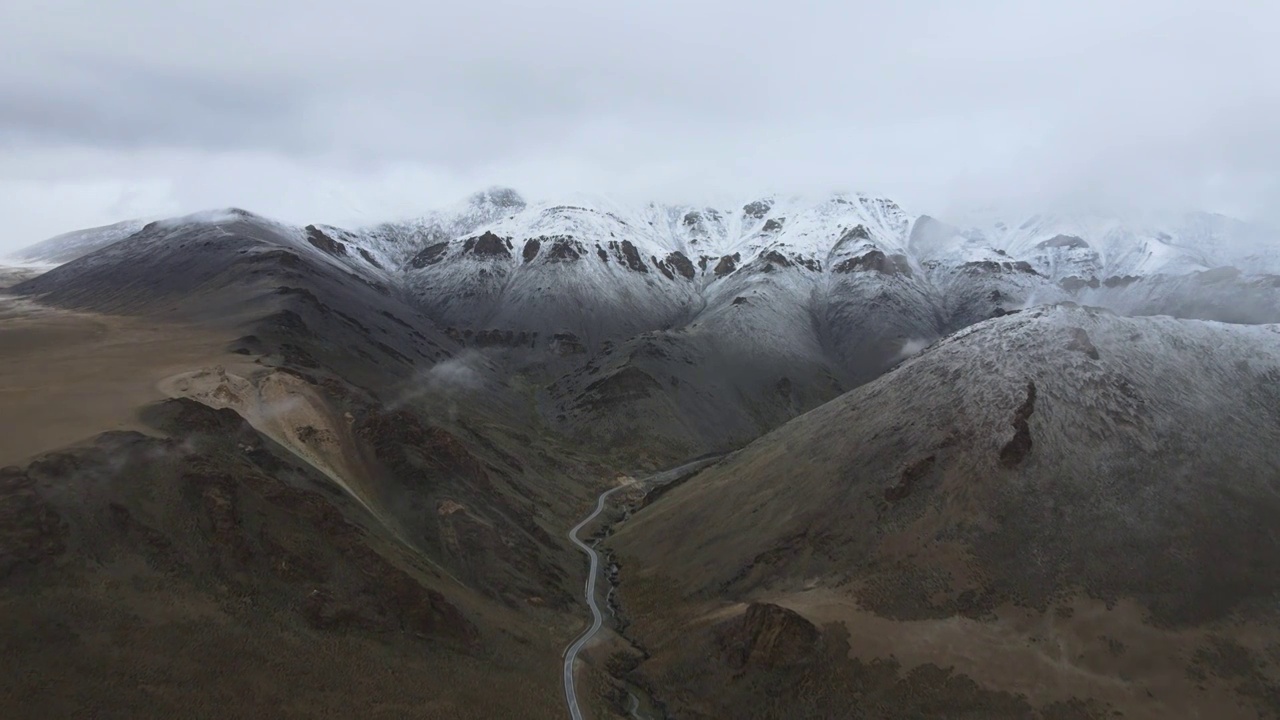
[[562, 458, 725, 719], [563, 483, 627, 720]]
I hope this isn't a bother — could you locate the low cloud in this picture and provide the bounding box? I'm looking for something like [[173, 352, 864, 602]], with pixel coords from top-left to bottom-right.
[[2, 1, 1278, 249], [894, 337, 933, 361], [423, 351, 486, 395], [389, 349, 491, 420]]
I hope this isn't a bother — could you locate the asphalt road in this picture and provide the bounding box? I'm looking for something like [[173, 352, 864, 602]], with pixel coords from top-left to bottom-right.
[[562, 457, 726, 719], [563, 484, 627, 720]]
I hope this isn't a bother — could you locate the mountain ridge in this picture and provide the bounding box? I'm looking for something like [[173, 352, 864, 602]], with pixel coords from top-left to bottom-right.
[[11, 189, 1280, 460]]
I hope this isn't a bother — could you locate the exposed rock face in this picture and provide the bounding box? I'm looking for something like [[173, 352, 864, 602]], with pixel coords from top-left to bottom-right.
[[305, 225, 348, 256], [1066, 327, 1100, 359], [719, 603, 819, 669], [615, 240, 648, 272], [998, 380, 1037, 467], [409, 242, 449, 268], [833, 250, 913, 276], [962, 260, 1040, 275], [1104, 275, 1140, 288], [663, 251, 696, 279], [714, 254, 740, 277], [542, 236, 582, 262], [1037, 234, 1091, 250], [1059, 275, 1100, 292], [522, 238, 540, 263], [742, 199, 773, 219], [838, 224, 872, 245], [462, 231, 511, 258], [761, 250, 792, 268]]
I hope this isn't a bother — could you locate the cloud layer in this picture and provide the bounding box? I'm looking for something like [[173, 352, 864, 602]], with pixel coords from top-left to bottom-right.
[[2, 0, 1277, 249]]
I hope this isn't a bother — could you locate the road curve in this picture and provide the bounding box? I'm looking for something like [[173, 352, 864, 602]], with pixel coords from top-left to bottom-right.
[[563, 484, 626, 720], [562, 458, 724, 719]]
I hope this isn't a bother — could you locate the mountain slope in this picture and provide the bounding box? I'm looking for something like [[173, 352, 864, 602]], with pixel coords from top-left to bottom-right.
[[8, 218, 149, 264], [608, 305, 1280, 719], [6, 189, 1280, 718], [2, 208, 619, 719], [15, 192, 1280, 462]]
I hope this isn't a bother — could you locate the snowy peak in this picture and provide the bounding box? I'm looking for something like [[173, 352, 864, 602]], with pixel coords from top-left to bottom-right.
[[14, 190, 1280, 343], [11, 218, 150, 264], [949, 210, 1280, 281]]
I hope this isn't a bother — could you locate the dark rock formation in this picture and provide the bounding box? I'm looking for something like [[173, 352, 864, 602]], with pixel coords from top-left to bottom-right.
[[713, 254, 740, 278], [462, 232, 511, 259], [742, 200, 773, 219], [408, 242, 449, 269], [719, 603, 819, 669], [522, 238, 540, 263], [999, 380, 1037, 467], [305, 225, 348, 257], [1037, 234, 1091, 250], [834, 250, 913, 276]]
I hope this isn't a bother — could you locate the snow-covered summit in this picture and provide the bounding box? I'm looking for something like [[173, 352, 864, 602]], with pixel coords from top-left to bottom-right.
[[14, 189, 1280, 348]]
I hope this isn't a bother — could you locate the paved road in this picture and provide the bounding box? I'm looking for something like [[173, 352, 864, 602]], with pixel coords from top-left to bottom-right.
[[562, 457, 726, 720], [563, 484, 627, 720]]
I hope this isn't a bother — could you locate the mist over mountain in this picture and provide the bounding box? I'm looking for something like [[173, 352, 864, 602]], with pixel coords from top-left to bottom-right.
[[3, 185, 1280, 719], [5, 0, 1280, 716]]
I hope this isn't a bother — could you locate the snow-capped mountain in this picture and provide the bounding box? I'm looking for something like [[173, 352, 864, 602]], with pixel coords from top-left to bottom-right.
[[12, 188, 1280, 457], [9, 218, 151, 265], [609, 303, 1280, 717], [324, 189, 1280, 360], [17, 188, 1280, 371]]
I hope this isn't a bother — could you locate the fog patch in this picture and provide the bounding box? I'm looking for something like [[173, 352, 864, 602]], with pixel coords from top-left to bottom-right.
[[1020, 289, 1047, 312], [152, 208, 247, 230], [894, 337, 932, 361], [425, 351, 486, 394], [390, 349, 492, 419]]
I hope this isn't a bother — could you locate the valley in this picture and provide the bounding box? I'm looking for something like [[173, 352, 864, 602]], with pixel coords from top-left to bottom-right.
[[2, 189, 1279, 718]]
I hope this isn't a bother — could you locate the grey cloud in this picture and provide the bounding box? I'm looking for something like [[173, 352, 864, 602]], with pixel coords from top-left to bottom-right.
[[0, 0, 1278, 249], [0, 56, 310, 152]]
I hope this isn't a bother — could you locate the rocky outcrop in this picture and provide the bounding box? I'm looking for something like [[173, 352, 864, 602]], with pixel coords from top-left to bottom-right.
[[719, 602, 819, 669], [661, 251, 696, 280], [409, 242, 448, 268], [522, 238, 540, 263], [742, 200, 773, 219], [544, 236, 584, 262], [305, 225, 348, 257], [962, 260, 1039, 276], [607, 240, 648, 273], [462, 231, 511, 258], [998, 380, 1037, 467], [834, 250, 913, 276], [1059, 275, 1100, 292], [713, 253, 740, 278]]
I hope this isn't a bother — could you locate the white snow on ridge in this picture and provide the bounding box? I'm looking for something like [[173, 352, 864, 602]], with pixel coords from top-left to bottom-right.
[[13, 188, 1280, 309], [10, 218, 151, 265], [948, 210, 1280, 280]]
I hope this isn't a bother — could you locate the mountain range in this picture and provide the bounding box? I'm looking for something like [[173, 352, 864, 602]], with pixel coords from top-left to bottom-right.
[[14, 189, 1280, 460], [3, 188, 1280, 719]]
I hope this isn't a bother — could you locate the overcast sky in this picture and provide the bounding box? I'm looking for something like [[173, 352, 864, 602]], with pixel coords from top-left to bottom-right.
[[2, 0, 1278, 250]]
